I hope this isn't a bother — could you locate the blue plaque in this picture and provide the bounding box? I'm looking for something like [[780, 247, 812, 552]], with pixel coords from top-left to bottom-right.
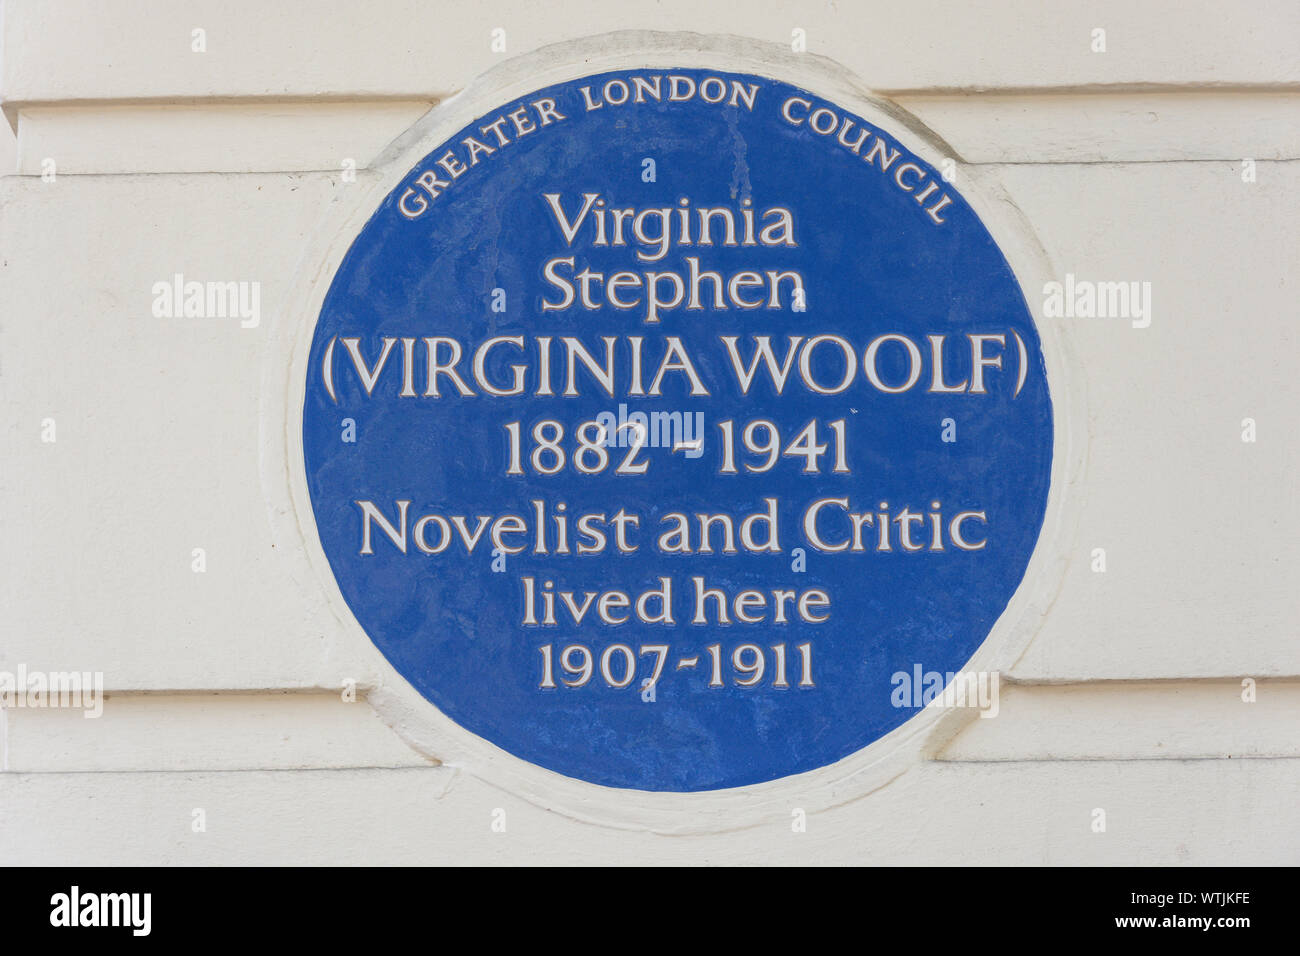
[[302, 69, 1052, 791]]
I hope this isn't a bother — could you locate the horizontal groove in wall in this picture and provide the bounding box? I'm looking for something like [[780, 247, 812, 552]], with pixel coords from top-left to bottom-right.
[[5, 682, 1296, 773], [8, 89, 1297, 177], [5, 0, 1298, 105], [12, 100, 435, 175], [894, 91, 1300, 163], [937, 679, 1300, 762], [1, 691, 435, 773]]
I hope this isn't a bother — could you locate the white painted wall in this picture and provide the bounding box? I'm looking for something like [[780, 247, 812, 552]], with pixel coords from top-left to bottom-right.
[[1, 1, 1297, 864]]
